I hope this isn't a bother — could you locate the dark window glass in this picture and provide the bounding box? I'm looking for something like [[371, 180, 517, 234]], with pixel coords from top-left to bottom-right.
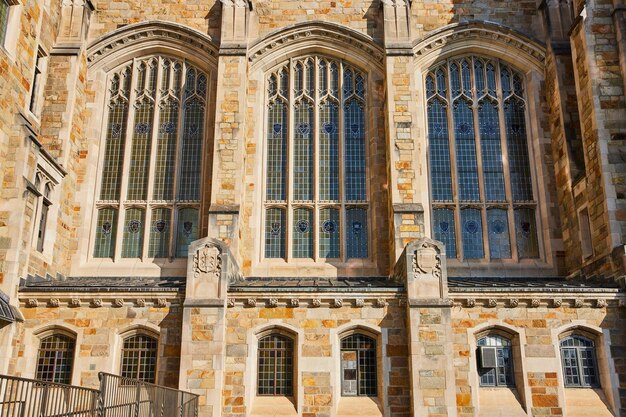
[[36, 334, 75, 384], [477, 335, 514, 387], [121, 335, 158, 383], [560, 335, 599, 388], [257, 334, 294, 396], [341, 334, 377, 396]]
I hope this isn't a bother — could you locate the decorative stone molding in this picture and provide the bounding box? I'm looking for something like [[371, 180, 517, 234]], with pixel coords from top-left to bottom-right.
[[333, 298, 343, 308], [289, 298, 299, 307], [112, 298, 124, 307], [553, 298, 562, 308], [194, 244, 221, 282], [486, 299, 497, 308], [154, 298, 167, 308], [312, 298, 321, 308], [455, 296, 617, 309], [530, 299, 540, 308], [509, 298, 519, 308], [248, 22, 385, 71], [69, 298, 81, 307], [136, 299, 146, 307], [246, 298, 256, 307], [91, 298, 102, 308], [87, 21, 219, 70], [268, 298, 278, 308], [26, 299, 38, 308], [48, 299, 60, 308], [574, 299, 584, 308], [375, 298, 388, 308], [412, 241, 442, 281], [227, 298, 235, 308], [596, 299, 607, 308], [413, 21, 546, 72], [355, 298, 365, 308], [466, 298, 476, 308]]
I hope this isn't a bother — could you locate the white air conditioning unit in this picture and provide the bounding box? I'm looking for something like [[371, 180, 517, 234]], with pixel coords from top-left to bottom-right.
[[480, 346, 498, 368]]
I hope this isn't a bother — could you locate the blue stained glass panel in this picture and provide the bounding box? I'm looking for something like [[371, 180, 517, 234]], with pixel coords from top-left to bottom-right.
[[293, 208, 313, 258], [454, 99, 480, 201], [319, 208, 340, 258], [266, 101, 288, 201], [344, 99, 367, 201], [487, 209, 511, 259], [346, 208, 368, 259], [433, 208, 456, 258], [461, 208, 484, 259], [293, 101, 314, 201], [479, 102, 506, 201], [428, 99, 453, 201]]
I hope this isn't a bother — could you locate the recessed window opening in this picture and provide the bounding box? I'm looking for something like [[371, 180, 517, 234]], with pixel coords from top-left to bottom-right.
[[560, 335, 600, 388], [477, 334, 515, 387], [36, 333, 75, 384], [340, 333, 377, 397], [120, 334, 158, 383], [257, 334, 294, 396]]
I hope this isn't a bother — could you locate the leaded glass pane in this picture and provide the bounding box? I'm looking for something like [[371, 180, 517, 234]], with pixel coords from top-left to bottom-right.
[[505, 99, 533, 201], [488, 209, 511, 259], [436, 68, 446, 96], [319, 208, 340, 258], [461, 208, 484, 259], [126, 99, 154, 200], [343, 69, 353, 96], [341, 334, 377, 397], [153, 99, 179, 200], [266, 101, 288, 201], [94, 208, 118, 258], [514, 208, 539, 258], [148, 208, 171, 258], [428, 99, 453, 201], [294, 62, 303, 96], [560, 336, 599, 388], [479, 101, 506, 201], [461, 59, 471, 93], [258, 334, 294, 396], [122, 208, 145, 258], [293, 208, 313, 258], [344, 99, 366, 201], [486, 63, 497, 96], [305, 60, 314, 96], [178, 97, 204, 200], [176, 208, 198, 258], [330, 62, 339, 97], [319, 101, 339, 201], [265, 208, 286, 259], [0, 0, 9, 47], [319, 60, 327, 95], [433, 208, 456, 258], [293, 100, 314, 201], [426, 75, 435, 98], [346, 208, 368, 259], [100, 97, 129, 200], [474, 59, 485, 96], [36, 335, 75, 384], [121, 335, 158, 383], [450, 63, 460, 96], [454, 99, 480, 201]]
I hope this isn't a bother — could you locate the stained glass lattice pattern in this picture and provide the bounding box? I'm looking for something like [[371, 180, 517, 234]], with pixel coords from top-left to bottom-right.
[[176, 208, 198, 258], [257, 334, 294, 396], [121, 335, 158, 383]]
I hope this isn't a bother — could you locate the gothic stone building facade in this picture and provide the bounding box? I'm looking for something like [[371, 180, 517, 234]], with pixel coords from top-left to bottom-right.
[[1, 0, 626, 416]]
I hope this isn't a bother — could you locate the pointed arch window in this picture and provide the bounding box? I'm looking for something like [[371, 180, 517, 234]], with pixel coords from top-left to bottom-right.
[[257, 334, 294, 396], [94, 56, 208, 260], [264, 57, 369, 261], [36, 333, 76, 384], [560, 335, 600, 388], [477, 334, 514, 387], [426, 56, 539, 261], [120, 334, 158, 383]]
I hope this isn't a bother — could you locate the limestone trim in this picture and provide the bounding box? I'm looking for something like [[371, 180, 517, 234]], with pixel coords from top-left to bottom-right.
[[18, 292, 181, 308], [413, 21, 546, 73], [226, 296, 403, 309], [23, 323, 83, 383], [87, 20, 219, 72], [248, 21, 385, 73], [113, 324, 161, 383], [453, 295, 621, 308]]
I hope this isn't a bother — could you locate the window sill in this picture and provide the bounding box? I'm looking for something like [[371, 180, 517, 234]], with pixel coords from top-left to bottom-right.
[[337, 397, 382, 417], [250, 396, 296, 417], [447, 258, 555, 278], [564, 388, 613, 417], [253, 258, 380, 277], [478, 387, 526, 417]]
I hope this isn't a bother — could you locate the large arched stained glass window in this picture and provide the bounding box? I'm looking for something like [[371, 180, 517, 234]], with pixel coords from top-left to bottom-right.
[[264, 57, 369, 261], [94, 57, 208, 260], [426, 56, 539, 261]]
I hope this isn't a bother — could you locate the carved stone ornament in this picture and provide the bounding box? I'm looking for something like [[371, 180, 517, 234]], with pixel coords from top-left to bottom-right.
[[530, 299, 540, 308], [113, 299, 124, 308], [596, 299, 607, 309], [268, 298, 279, 308], [246, 298, 257, 307], [553, 298, 562, 308], [26, 299, 38, 308], [355, 298, 365, 308], [289, 298, 300, 307], [136, 298, 146, 307], [194, 245, 221, 281], [488, 299, 497, 308], [155, 298, 167, 308], [69, 298, 81, 307], [312, 298, 321, 307], [509, 298, 519, 308], [48, 299, 60, 308], [91, 298, 103, 308], [375, 298, 388, 308], [466, 298, 476, 308], [412, 242, 442, 280], [333, 298, 343, 308], [227, 298, 235, 307], [574, 299, 584, 308]]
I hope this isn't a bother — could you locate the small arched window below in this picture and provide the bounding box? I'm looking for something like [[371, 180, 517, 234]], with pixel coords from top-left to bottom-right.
[[477, 334, 514, 387], [560, 335, 600, 388], [257, 334, 294, 396], [120, 334, 158, 383], [36, 333, 76, 384], [340, 333, 377, 396]]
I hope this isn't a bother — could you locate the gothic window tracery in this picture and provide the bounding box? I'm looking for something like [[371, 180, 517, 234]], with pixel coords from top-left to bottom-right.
[[94, 56, 207, 260], [426, 55, 539, 261], [264, 57, 369, 261]]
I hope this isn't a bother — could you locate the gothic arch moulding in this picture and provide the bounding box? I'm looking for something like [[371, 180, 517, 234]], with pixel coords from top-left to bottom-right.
[[413, 21, 546, 73], [87, 20, 219, 72], [248, 21, 386, 73]]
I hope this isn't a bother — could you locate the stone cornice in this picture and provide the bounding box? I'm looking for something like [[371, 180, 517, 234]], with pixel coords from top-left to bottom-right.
[[19, 292, 181, 309], [248, 22, 385, 72], [453, 294, 625, 309], [413, 21, 546, 72], [226, 295, 402, 309], [87, 21, 219, 70]]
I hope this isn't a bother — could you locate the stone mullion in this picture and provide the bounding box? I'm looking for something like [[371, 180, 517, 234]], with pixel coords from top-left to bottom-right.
[[313, 57, 320, 261], [143, 59, 164, 259], [495, 60, 518, 262], [470, 59, 490, 261], [445, 62, 463, 261], [115, 59, 140, 261], [286, 59, 295, 262], [338, 62, 346, 261], [170, 61, 188, 258]]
